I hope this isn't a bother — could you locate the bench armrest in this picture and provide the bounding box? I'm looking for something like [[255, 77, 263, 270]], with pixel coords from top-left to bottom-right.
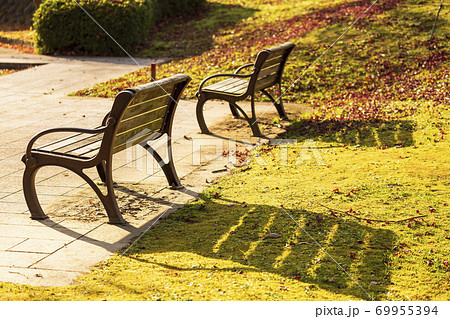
[[101, 112, 111, 126], [197, 72, 253, 94], [234, 63, 254, 74], [25, 117, 116, 160]]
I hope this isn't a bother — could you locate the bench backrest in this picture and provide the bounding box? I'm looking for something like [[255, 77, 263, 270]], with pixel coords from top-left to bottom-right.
[[103, 74, 191, 155], [251, 42, 295, 92]]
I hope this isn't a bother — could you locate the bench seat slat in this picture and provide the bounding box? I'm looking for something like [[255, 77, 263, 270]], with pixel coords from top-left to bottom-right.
[[34, 137, 101, 159], [36, 132, 88, 152], [36, 132, 103, 158], [211, 81, 247, 93], [70, 140, 102, 157], [204, 78, 249, 95], [46, 135, 103, 157], [35, 132, 84, 151], [204, 77, 242, 90]]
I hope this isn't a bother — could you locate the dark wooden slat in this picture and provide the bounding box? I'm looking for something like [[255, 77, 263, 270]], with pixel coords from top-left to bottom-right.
[[267, 46, 289, 59], [129, 82, 175, 106], [213, 81, 246, 93], [36, 132, 84, 151], [36, 137, 102, 159], [261, 55, 283, 69], [52, 134, 103, 156], [117, 105, 168, 134], [205, 78, 241, 91], [122, 95, 170, 121], [112, 80, 178, 153], [258, 64, 279, 79], [205, 78, 249, 94], [70, 140, 102, 157], [113, 118, 164, 151], [37, 133, 103, 155], [223, 82, 248, 94], [80, 145, 102, 158], [113, 129, 161, 154], [256, 75, 277, 91]]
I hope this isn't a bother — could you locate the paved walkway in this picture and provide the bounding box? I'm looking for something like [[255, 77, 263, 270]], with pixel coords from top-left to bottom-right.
[[0, 48, 304, 287]]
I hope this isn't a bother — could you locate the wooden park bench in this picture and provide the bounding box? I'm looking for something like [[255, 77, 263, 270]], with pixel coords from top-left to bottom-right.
[[196, 42, 295, 137], [22, 74, 191, 224]]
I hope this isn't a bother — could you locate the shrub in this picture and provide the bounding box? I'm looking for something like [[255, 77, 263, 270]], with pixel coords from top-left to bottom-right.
[[33, 0, 154, 56], [33, 0, 206, 56]]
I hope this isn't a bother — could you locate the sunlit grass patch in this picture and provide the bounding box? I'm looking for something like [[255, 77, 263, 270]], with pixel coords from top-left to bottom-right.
[[0, 27, 35, 54], [0, 69, 18, 77]]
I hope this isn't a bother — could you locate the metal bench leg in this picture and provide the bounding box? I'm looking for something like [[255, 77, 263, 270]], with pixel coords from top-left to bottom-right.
[[162, 137, 182, 189], [261, 87, 289, 120], [96, 163, 107, 183], [139, 141, 183, 190], [23, 165, 48, 220], [196, 95, 211, 134], [249, 96, 263, 137], [229, 102, 242, 119], [161, 161, 182, 189], [78, 164, 125, 224]]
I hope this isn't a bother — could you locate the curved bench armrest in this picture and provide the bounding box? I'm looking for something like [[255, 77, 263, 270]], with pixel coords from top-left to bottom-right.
[[25, 118, 116, 159], [197, 72, 253, 95], [101, 112, 111, 126], [234, 63, 254, 74]]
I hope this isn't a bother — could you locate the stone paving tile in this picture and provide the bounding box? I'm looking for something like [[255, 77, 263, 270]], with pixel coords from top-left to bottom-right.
[[53, 219, 104, 231], [0, 191, 24, 203], [0, 151, 23, 162], [0, 224, 89, 241], [0, 237, 28, 251], [0, 155, 23, 167], [107, 165, 157, 183], [0, 212, 61, 226], [33, 167, 69, 183], [0, 266, 83, 287], [7, 238, 71, 254], [0, 166, 22, 178], [0, 192, 25, 203], [77, 223, 145, 248], [36, 172, 88, 189], [58, 185, 98, 197], [35, 185, 79, 197], [0, 202, 29, 214], [30, 239, 119, 273], [0, 251, 48, 268]]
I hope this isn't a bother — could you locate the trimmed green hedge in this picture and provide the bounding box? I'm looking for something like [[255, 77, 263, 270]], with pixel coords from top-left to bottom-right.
[[33, 0, 206, 56]]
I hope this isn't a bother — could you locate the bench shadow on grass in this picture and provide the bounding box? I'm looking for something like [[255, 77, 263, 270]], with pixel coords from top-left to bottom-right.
[[284, 118, 415, 147], [138, 3, 257, 58], [125, 196, 395, 300]]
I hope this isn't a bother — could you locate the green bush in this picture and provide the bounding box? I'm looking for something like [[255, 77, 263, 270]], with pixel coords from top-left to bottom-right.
[[33, 0, 206, 56]]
